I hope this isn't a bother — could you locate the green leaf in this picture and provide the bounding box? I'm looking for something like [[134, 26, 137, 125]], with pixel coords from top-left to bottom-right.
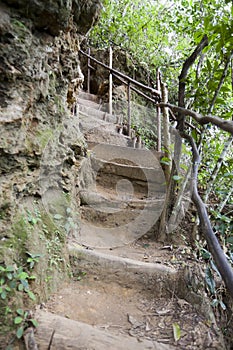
[[173, 322, 181, 341], [53, 214, 63, 220], [6, 273, 13, 280], [27, 290, 36, 301], [18, 283, 24, 291], [205, 267, 216, 295], [201, 248, 211, 260], [172, 175, 182, 181], [29, 319, 38, 328], [9, 280, 17, 289], [31, 217, 37, 225], [6, 266, 15, 272], [14, 316, 23, 324], [226, 237, 233, 245], [0, 277, 5, 285], [16, 326, 24, 339], [16, 308, 24, 316], [17, 271, 29, 280], [206, 59, 211, 72], [160, 157, 171, 165], [1, 291, 7, 300]]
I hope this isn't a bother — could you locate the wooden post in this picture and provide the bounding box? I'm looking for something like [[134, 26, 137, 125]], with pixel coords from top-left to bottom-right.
[[161, 78, 171, 181], [87, 48, 90, 93], [127, 81, 131, 137], [156, 69, 161, 152], [109, 46, 113, 115]]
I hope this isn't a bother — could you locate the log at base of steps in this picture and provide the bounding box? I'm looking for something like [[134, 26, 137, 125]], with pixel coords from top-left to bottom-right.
[[34, 310, 175, 350]]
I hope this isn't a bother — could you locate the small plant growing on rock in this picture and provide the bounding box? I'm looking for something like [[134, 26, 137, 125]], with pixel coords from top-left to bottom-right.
[[0, 254, 40, 341]]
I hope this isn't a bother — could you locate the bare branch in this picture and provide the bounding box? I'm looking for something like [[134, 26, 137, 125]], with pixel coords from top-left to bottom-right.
[[178, 35, 208, 130], [158, 102, 233, 134]]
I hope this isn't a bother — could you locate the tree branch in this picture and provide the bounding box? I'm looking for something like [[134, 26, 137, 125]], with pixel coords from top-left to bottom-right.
[[158, 102, 233, 134], [181, 132, 233, 300], [178, 35, 208, 129]]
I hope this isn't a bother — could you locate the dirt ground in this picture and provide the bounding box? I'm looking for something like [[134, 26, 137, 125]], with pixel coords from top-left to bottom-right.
[[43, 272, 224, 350]]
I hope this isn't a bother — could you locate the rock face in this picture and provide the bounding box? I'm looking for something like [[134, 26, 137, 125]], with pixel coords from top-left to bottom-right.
[[0, 0, 102, 335], [2, 0, 102, 35]]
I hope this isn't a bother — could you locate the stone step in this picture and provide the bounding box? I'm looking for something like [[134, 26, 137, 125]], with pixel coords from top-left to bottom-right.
[[79, 112, 129, 147], [79, 189, 165, 206], [90, 143, 163, 167], [78, 90, 100, 103], [79, 103, 117, 123], [78, 96, 101, 110], [36, 246, 225, 350], [78, 204, 164, 248], [90, 157, 166, 195], [91, 156, 162, 180], [69, 244, 179, 296], [35, 310, 175, 350]]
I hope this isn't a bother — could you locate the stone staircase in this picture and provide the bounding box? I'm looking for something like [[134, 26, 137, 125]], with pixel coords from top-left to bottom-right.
[[34, 91, 226, 350]]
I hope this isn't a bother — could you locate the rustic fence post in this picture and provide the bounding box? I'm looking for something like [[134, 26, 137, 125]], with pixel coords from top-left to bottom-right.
[[87, 48, 91, 93], [127, 81, 131, 137], [156, 69, 161, 152], [160, 77, 171, 182], [109, 46, 113, 115]]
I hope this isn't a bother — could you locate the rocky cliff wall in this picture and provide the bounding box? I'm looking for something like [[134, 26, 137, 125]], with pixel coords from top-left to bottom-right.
[[0, 0, 102, 332]]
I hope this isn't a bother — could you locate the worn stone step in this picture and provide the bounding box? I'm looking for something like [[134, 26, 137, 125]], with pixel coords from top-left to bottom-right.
[[79, 103, 117, 123], [80, 204, 163, 229], [90, 157, 166, 194], [79, 189, 165, 206], [69, 244, 179, 296], [79, 112, 129, 147], [78, 96, 101, 110], [78, 204, 163, 248], [90, 143, 163, 166], [35, 310, 175, 350], [36, 248, 226, 350], [78, 90, 100, 103]]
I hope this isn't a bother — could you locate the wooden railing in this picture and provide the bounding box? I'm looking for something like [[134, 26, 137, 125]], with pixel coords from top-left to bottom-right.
[[79, 48, 164, 151]]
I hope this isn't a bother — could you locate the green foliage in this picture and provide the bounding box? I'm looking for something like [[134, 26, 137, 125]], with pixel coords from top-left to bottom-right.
[[198, 247, 227, 310], [14, 309, 38, 339], [0, 259, 39, 339], [90, 0, 232, 112]]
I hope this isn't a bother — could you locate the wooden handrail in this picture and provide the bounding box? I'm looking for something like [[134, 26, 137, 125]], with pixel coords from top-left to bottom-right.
[[112, 73, 156, 104], [79, 49, 161, 99]]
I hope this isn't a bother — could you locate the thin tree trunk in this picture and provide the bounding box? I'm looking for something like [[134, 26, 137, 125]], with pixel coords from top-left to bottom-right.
[[183, 133, 233, 300], [159, 36, 208, 239], [168, 164, 192, 232], [208, 50, 233, 114], [178, 35, 208, 130], [203, 135, 233, 203], [218, 186, 233, 213]]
